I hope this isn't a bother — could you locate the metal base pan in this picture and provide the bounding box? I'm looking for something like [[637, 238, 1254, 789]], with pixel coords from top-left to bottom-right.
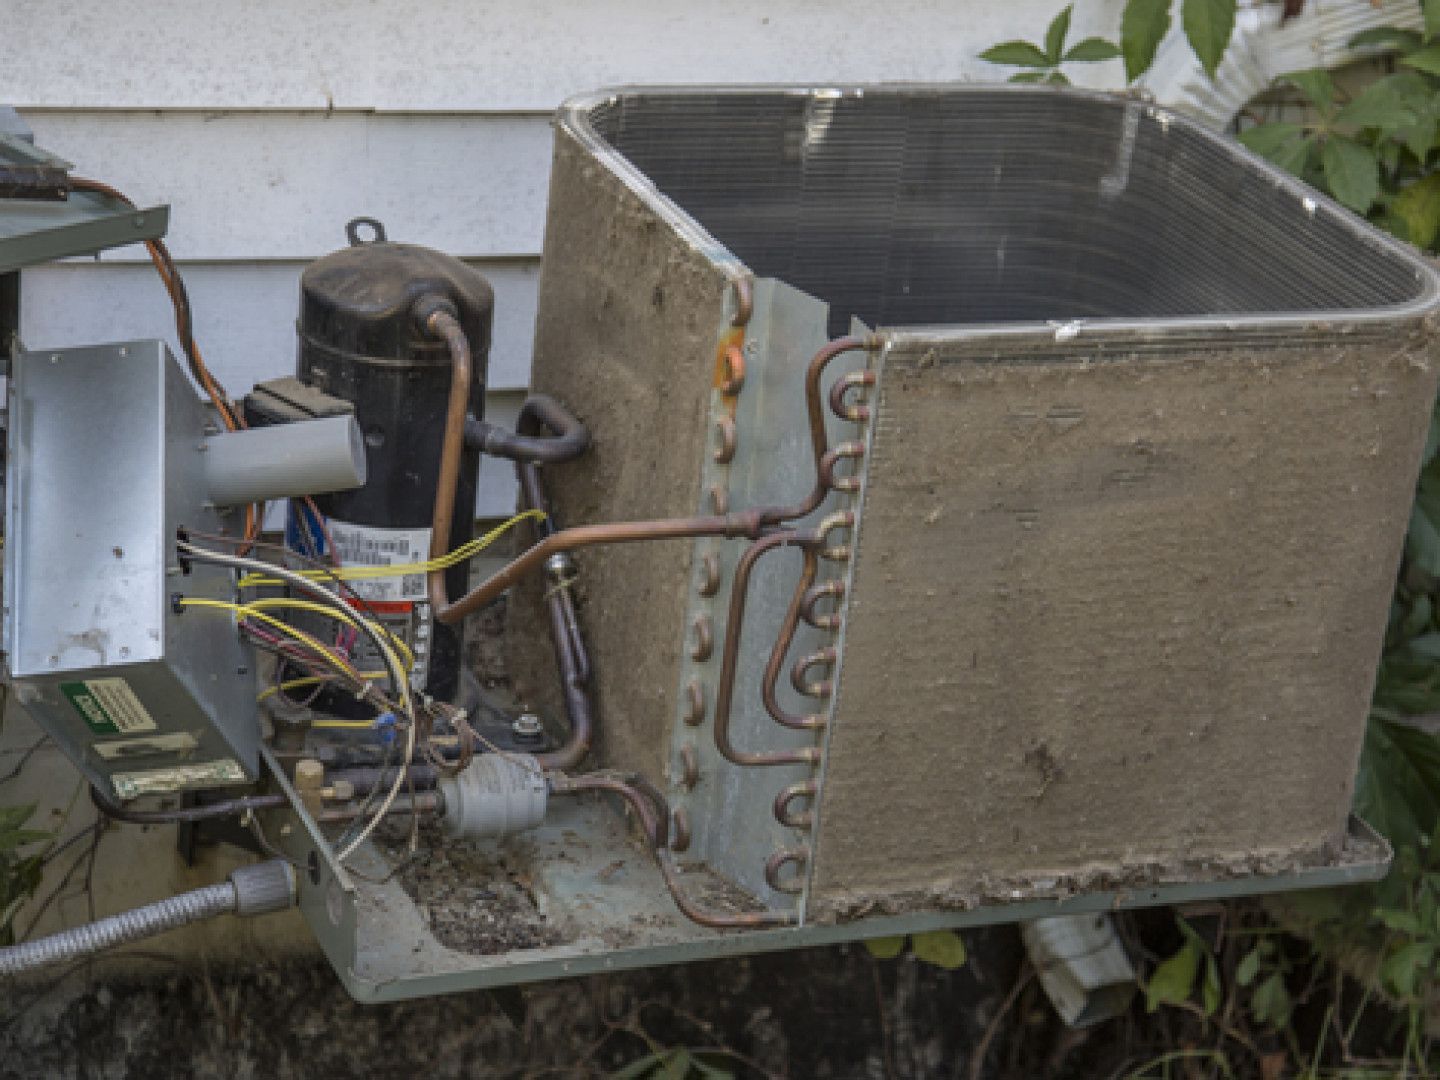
[[263, 749, 1390, 1004]]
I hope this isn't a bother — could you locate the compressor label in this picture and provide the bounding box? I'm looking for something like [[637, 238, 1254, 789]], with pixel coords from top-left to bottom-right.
[[325, 521, 432, 603], [60, 678, 158, 735]]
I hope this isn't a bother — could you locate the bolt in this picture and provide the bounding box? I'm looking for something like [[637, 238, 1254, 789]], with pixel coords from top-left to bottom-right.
[[511, 712, 544, 743]]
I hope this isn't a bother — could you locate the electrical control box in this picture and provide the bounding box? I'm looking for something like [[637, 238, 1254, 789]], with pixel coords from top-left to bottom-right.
[[3, 340, 257, 798]]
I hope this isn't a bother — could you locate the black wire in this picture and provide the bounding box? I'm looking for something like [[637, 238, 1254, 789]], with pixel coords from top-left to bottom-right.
[[0, 736, 47, 785]]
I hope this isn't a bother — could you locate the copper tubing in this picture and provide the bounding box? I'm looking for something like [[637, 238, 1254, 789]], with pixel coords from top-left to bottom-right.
[[720, 345, 746, 396], [774, 780, 817, 829], [829, 369, 876, 422], [317, 792, 442, 823], [670, 808, 693, 852], [554, 773, 668, 849], [801, 580, 846, 631], [714, 532, 824, 765], [759, 544, 828, 733], [697, 552, 722, 597], [790, 647, 836, 699], [553, 772, 794, 929], [728, 275, 754, 327], [713, 416, 737, 464], [764, 848, 809, 895], [420, 310, 760, 625], [433, 512, 762, 626], [332, 765, 439, 796], [422, 306, 475, 623], [515, 460, 595, 771], [816, 510, 856, 562], [683, 679, 706, 726], [756, 336, 875, 527], [819, 442, 866, 494]]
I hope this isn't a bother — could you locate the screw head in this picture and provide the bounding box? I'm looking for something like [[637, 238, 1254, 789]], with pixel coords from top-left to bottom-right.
[[511, 712, 544, 742]]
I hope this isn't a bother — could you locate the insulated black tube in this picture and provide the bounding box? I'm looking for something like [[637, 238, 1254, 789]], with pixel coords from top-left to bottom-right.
[[463, 394, 589, 463], [90, 785, 287, 824]]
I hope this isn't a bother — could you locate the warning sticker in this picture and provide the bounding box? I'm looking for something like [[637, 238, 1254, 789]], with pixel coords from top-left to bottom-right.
[[326, 520, 432, 603], [61, 678, 158, 735]]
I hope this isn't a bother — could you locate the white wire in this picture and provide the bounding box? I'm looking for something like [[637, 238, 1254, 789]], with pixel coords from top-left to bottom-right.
[[177, 537, 414, 862]]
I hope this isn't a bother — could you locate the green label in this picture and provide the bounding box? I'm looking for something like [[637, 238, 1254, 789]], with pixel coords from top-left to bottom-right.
[[61, 681, 118, 734]]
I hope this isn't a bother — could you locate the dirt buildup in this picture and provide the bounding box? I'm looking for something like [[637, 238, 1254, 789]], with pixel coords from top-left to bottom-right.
[[810, 337, 1436, 919], [379, 823, 561, 955]]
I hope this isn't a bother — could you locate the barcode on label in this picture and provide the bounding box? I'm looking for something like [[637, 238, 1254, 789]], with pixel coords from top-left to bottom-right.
[[319, 521, 432, 601]]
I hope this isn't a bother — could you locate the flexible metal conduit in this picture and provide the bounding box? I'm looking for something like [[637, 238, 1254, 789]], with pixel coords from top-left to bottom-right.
[[0, 860, 295, 976]]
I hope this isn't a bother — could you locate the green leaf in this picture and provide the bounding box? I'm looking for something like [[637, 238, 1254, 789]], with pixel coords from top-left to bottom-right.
[[1283, 69, 1337, 117], [0, 829, 49, 854], [1355, 716, 1440, 856], [1236, 947, 1262, 987], [1377, 907, 1424, 934], [1380, 940, 1435, 998], [1420, 409, 1440, 468], [1064, 37, 1123, 62], [864, 935, 906, 959], [659, 1049, 692, 1080], [1250, 971, 1293, 1029], [0, 805, 37, 833], [1009, 71, 1050, 83], [610, 1052, 665, 1080], [1201, 952, 1221, 1016], [1046, 5, 1074, 63], [1046, 71, 1072, 84], [980, 41, 1055, 68], [1121, 0, 1172, 82], [1336, 75, 1422, 132], [1182, 0, 1236, 77], [1400, 595, 1434, 644], [910, 929, 968, 970], [1394, 173, 1440, 249], [1321, 136, 1380, 212], [1146, 939, 1201, 1011], [1349, 26, 1424, 52], [1405, 631, 1440, 660], [1237, 123, 1313, 176], [1409, 470, 1440, 575], [1426, 0, 1440, 43], [1402, 44, 1440, 76], [690, 1058, 734, 1080]]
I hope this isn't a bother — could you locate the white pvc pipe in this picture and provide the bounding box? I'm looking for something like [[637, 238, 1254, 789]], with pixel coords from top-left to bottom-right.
[[204, 414, 366, 507]]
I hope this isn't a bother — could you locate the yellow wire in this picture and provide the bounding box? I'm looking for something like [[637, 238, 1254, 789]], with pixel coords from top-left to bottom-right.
[[243, 597, 415, 672], [178, 598, 360, 683], [185, 596, 412, 719], [256, 672, 388, 703], [235, 509, 546, 589]]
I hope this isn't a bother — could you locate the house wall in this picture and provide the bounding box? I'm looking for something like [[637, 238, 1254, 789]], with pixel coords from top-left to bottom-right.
[[3, 0, 1125, 514]]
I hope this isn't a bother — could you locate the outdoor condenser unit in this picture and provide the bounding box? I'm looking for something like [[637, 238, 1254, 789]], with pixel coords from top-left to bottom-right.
[[3, 87, 1437, 1002], [497, 85, 1438, 951]]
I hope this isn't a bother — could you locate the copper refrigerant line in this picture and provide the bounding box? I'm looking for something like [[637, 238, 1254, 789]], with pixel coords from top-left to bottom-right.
[[705, 351, 877, 903], [411, 300, 877, 927]]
